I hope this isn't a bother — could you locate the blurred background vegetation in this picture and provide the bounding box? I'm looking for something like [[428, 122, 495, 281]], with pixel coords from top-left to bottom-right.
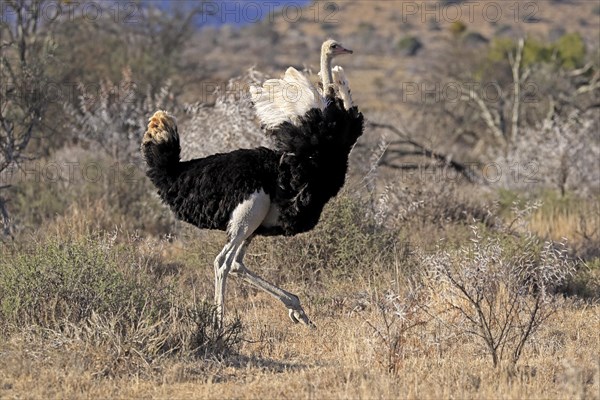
[[0, 0, 598, 395], [0, 0, 596, 235]]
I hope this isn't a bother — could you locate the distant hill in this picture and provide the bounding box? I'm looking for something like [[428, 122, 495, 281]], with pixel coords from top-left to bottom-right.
[[182, 1, 599, 113], [143, 0, 311, 26]]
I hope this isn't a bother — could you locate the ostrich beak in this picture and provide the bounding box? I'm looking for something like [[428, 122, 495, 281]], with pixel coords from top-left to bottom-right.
[[334, 46, 353, 55]]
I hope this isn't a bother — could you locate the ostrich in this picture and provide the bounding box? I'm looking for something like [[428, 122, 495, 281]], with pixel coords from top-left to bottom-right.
[[250, 39, 353, 130], [141, 39, 363, 328]]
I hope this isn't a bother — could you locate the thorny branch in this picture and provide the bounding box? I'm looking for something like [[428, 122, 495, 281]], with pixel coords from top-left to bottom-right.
[[0, 0, 56, 236], [367, 121, 480, 184]]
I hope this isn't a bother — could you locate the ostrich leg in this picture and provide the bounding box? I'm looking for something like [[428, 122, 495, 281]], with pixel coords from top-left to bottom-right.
[[230, 239, 315, 327], [213, 190, 314, 328], [213, 191, 270, 329], [213, 242, 236, 328]]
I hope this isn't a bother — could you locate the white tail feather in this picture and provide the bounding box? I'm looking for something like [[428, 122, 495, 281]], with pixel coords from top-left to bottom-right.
[[250, 67, 326, 130]]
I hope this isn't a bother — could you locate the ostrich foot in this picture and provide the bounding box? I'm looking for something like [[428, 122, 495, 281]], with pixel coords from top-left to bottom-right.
[[288, 308, 316, 328]]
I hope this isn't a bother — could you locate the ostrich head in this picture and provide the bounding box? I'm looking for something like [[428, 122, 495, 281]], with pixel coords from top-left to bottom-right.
[[322, 39, 353, 58], [320, 39, 353, 96]]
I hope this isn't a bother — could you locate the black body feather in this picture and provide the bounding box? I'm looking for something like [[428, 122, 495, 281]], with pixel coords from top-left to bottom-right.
[[142, 98, 364, 236]]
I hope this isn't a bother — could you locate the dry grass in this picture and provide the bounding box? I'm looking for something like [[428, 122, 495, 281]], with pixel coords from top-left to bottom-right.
[[2, 164, 597, 399], [2, 179, 597, 399], [1, 210, 598, 399], [528, 198, 599, 245], [1, 0, 599, 398], [1, 281, 597, 399]]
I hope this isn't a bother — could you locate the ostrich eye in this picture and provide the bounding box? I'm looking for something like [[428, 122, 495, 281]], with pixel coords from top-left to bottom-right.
[[331, 44, 338, 49]]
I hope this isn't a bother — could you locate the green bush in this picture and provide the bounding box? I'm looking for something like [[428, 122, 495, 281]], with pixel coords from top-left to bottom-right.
[[0, 233, 242, 362], [487, 34, 586, 69], [0, 237, 169, 328], [449, 21, 467, 37], [357, 22, 376, 34], [487, 37, 515, 63], [256, 195, 400, 283], [562, 262, 600, 300], [487, 37, 552, 66], [523, 39, 554, 65], [555, 32, 586, 69], [396, 36, 423, 56]]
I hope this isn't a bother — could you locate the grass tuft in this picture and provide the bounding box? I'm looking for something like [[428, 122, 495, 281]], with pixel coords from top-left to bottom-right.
[[0, 232, 242, 377]]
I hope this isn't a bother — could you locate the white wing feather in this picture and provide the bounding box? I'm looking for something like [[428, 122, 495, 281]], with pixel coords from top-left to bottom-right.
[[332, 66, 354, 110], [251, 67, 326, 130]]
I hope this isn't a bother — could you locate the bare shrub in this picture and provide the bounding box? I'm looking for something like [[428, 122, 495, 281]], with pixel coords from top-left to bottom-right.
[[393, 34, 599, 197], [51, 1, 205, 90], [494, 110, 600, 196], [0, 0, 58, 236], [179, 69, 270, 160], [6, 148, 176, 237], [65, 68, 269, 162], [359, 284, 431, 374], [420, 227, 576, 368], [65, 68, 177, 162], [394, 184, 497, 229]]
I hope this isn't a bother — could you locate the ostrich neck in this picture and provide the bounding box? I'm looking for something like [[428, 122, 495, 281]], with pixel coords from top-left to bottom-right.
[[321, 53, 333, 89]]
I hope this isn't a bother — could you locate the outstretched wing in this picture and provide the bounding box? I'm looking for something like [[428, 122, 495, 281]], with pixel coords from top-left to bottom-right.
[[250, 67, 326, 130]]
